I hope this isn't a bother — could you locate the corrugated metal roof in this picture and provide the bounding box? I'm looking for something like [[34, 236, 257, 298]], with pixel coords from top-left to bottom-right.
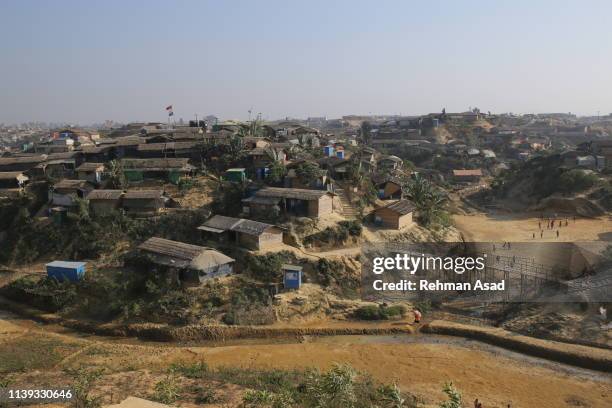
[[200, 215, 242, 231], [121, 158, 193, 170], [381, 200, 415, 215], [254, 187, 330, 200], [231, 219, 274, 236], [124, 190, 163, 199], [46, 261, 87, 269], [87, 189, 123, 200], [198, 215, 275, 236]]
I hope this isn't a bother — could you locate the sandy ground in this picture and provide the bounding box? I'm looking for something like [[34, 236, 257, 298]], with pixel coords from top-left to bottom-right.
[[1, 310, 611, 408], [454, 213, 612, 242], [192, 340, 611, 408]]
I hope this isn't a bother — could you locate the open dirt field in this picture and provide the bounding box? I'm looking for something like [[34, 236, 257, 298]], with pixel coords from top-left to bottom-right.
[[454, 213, 612, 242], [1, 311, 611, 408]]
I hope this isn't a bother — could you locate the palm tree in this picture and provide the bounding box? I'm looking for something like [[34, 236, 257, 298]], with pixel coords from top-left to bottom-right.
[[404, 174, 447, 227]]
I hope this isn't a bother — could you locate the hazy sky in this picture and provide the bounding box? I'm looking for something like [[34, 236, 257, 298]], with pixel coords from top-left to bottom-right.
[[1, 0, 611, 124]]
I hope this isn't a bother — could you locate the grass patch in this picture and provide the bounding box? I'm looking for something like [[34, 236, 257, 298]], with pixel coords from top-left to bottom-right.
[[0, 336, 82, 374], [166, 362, 420, 407]]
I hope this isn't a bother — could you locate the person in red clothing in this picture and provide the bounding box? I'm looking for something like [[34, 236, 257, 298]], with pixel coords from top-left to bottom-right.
[[413, 309, 422, 323]]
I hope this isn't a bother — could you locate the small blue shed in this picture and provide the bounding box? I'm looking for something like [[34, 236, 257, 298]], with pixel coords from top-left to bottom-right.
[[336, 149, 345, 159], [46, 261, 87, 282], [323, 145, 335, 157], [283, 264, 302, 290]]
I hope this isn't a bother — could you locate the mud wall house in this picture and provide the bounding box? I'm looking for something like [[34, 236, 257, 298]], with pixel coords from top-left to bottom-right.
[[198, 215, 283, 250], [79, 145, 113, 163], [111, 135, 147, 158], [452, 169, 483, 184], [247, 147, 275, 172], [138, 237, 235, 285], [120, 158, 195, 184], [173, 141, 199, 158], [76, 163, 105, 184], [243, 137, 271, 150], [284, 168, 329, 190], [242, 187, 335, 218], [35, 157, 78, 179], [0, 171, 29, 197], [372, 173, 403, 200], [136, 143, 172, 158], [35, 138, 74, 154], [122, 190, 165, 215], [86, 189, 123, 215], [49, 179, 94, 207], [373, 200, 415, 229], [317, 157, 350, 180]]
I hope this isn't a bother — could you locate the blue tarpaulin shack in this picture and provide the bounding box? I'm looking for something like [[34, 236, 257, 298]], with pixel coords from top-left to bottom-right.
[[282, 264, 302, 290], [46, 261, 87, 282]]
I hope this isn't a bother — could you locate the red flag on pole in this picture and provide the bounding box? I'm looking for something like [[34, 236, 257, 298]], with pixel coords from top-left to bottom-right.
[[165, 105, 173, 111]]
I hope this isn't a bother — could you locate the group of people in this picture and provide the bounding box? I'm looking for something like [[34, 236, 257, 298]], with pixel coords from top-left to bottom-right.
[[532, 215, 575, 239]]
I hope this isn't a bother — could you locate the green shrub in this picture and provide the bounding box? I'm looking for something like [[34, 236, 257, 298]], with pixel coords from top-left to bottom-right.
[[558, 169, 598, 194], [303, 221, 362, 247], [354, 304, 407, 320], [169, 361, 209, 378], [152, 373, 181, 405], [439, 382, 462, 408]]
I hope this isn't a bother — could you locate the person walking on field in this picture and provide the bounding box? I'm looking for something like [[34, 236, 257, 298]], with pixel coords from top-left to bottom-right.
[[556, 230, 560, 238], [413, 309, 422, 324], [540, 230, 543, 238]]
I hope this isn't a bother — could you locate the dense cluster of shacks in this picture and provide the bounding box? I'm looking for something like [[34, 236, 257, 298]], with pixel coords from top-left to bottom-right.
[[2, 111, 611, 286]]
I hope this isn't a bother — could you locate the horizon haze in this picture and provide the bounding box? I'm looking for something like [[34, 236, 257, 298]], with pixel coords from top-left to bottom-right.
[[1, 0, 611, 124]]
